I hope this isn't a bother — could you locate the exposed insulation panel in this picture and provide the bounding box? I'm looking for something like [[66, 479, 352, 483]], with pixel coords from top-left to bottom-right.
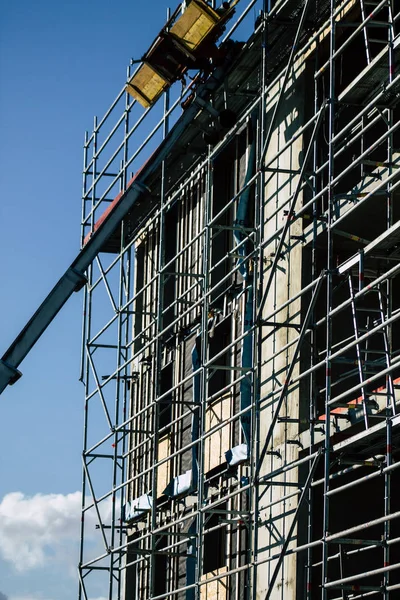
[[157, 433, 172, 498], [200, 566, 228, 600], [170, 0, 220, 52], [127, 64, 169, 108], [204, 394, 231, 472]]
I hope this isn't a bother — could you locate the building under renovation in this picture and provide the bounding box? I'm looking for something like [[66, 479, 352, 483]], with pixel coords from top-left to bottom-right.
[[1, 0, 400, 598]]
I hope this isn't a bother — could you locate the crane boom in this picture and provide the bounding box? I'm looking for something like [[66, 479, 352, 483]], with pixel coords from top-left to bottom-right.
[[0, 51, 234, 395], [0, 178, 146, 395]]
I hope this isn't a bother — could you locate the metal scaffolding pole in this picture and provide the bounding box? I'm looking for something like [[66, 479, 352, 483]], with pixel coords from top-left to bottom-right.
[[9, 1, 395, 599]]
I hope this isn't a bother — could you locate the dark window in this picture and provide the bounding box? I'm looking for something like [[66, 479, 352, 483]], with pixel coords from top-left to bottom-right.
[[203, 503, 227, 574], [154, 535, 168, 595], [208, 319, 231, 399], [210, 143, 235, 307], [134, 243, 145, 353], [162, 203, 178, 328], [159, 363, 173, 429]]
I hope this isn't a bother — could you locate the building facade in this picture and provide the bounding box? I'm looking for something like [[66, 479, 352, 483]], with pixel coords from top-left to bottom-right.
[[78, 1, 400, 599]]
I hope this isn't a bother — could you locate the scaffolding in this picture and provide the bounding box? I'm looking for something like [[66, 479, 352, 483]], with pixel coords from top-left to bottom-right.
[[77, 1, 400, 599]]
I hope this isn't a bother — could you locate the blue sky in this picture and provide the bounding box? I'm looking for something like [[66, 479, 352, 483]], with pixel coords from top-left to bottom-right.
[[0, 1, 258, 598], [0, 2, 172, 598]]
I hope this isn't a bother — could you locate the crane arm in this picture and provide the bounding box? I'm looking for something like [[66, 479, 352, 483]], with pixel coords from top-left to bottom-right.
[[0, 179, 147, 396], [0, 49, 235, 396]]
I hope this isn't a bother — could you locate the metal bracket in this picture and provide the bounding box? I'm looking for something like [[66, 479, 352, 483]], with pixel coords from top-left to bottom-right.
[[0, 360, 22, 386], [69, 268, 87, 292], [193, 95, 219, 117]]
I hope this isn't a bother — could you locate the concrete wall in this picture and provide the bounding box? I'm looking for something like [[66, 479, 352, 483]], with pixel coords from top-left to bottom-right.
[[257, 56, 307, 600]]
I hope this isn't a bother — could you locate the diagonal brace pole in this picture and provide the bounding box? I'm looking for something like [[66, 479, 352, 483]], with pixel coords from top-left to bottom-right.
[[264, 448, 322, 600], [96, 256, 118, 313], [255, 273, 324, 481], [258, 0, 312, 168], [82, 459, 109, 550], [256, 102, 325, 323]]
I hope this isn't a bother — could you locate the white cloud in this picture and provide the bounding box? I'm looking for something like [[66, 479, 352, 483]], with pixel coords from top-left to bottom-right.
[[0, 489, 116, 587], [0, 491, 86, 572]]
